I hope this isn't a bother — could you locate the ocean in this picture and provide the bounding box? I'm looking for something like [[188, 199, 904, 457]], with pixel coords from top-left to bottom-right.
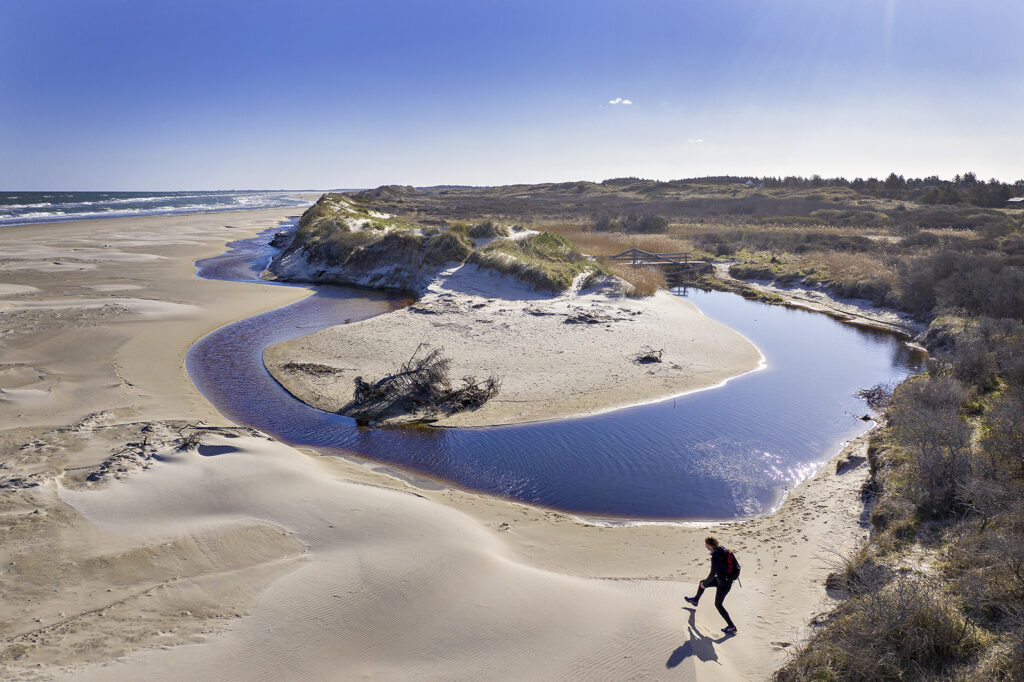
[[0, 190, 312, 227]]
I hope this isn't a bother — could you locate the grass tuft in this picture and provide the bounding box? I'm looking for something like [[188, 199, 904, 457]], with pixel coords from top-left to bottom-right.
[[468, 232, 605, 292], [468, 221, 510, 238], [423, 231, 473, 266]]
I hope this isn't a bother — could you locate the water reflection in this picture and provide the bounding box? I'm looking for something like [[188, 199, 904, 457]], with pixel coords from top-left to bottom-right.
[[186, 230, 925, 520]]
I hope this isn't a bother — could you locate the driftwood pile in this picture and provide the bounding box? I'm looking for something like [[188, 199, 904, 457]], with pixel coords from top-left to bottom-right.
[[343, 344, 501, 424]]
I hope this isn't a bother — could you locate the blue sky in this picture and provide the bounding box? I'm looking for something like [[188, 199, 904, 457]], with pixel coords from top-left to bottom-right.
[[1, 0, 1021, 189]]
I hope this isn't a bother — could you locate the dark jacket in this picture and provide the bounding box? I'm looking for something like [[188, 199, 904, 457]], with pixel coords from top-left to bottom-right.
[[705, 546, 731, 585]]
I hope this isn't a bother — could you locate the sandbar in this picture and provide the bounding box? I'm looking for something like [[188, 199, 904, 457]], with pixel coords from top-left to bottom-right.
[[265, 262, 763, 427]]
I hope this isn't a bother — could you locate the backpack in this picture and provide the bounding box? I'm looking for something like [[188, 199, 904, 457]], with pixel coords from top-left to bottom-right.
[[726, 549, 741, 581]]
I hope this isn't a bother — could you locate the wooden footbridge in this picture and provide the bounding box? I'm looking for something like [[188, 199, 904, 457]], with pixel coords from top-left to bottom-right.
[[610, 249, 709, 283]]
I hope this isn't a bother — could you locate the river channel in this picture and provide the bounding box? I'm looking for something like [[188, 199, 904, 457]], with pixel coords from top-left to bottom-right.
[[186, 226, 924, 520]]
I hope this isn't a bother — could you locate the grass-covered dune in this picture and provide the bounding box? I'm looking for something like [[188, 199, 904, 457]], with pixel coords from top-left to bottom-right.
[[467, 231, 602, 292], [265, 193, 641, 296]]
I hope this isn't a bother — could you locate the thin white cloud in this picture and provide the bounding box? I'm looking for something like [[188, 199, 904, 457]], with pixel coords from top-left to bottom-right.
[[688, 138, 704, 143], [608, 97, 632, 105]]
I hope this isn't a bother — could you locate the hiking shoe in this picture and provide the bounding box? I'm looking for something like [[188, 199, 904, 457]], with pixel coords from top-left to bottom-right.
[[684, 596, 698, 606], [722, 625, 737, 634]]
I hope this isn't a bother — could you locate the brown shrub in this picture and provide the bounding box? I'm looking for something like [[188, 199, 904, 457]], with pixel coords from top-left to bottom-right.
[[888, 376, 972, 517], [775, 574, 980, 681]]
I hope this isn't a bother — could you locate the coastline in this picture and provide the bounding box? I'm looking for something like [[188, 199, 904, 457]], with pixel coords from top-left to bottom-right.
[[1, 208, 875, 680]]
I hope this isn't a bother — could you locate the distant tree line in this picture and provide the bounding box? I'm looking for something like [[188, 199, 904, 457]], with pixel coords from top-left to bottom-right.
[[600, 173, 1024, 208]]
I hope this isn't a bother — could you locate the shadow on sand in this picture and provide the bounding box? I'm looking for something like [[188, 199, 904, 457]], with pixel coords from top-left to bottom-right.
[[666, 607, 734, 669]]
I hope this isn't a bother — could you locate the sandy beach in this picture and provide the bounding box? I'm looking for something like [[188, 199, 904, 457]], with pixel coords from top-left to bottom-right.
[[2, 207, 875, 680]]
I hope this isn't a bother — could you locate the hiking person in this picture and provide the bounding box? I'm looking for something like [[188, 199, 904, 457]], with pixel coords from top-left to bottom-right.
[[684, 536, 738, 634]]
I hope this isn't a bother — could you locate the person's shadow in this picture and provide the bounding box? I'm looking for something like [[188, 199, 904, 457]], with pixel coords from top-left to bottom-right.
[[666, 607, 734, 669]]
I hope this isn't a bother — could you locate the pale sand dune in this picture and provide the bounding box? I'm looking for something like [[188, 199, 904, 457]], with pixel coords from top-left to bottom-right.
[[57, 436, 690, 681], [0, 207, 872, 681], [49, 431, 872, 682]]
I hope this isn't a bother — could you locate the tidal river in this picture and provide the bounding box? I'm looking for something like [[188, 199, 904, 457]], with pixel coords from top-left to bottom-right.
[[187, 227, 924, 520]]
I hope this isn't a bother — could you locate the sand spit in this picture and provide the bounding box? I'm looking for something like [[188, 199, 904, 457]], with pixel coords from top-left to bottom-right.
[[265, 263, 763, 427], [1, 208, 874, 681], [713, 263, 925, 337]]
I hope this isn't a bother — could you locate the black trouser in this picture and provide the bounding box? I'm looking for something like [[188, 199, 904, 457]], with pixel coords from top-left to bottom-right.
[[694, 576, 734, 628]]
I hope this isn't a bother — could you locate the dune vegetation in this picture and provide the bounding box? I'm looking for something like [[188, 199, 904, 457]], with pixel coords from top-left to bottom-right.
[[467, 231, 609, 293], [273, 194, 637, 295]]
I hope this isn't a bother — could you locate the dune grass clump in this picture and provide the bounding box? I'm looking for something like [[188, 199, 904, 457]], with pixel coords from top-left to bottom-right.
[[468, 221, 510, 239], [302, 215, 354, 237], [343, 230, 425, 271], [423, 230, 473, 266], [445, 222, 470, 238], [306, 229, 378, 266], [823, 546, 891, 596], [297, 193, 350, 229], [468, 231, 606, 293]]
